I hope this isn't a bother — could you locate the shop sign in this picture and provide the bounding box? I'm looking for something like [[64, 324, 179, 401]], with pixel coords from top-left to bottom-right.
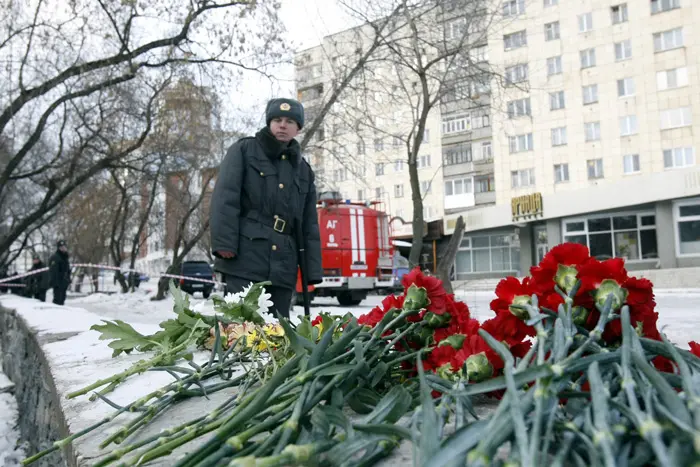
[[511, 192, 543, 222]]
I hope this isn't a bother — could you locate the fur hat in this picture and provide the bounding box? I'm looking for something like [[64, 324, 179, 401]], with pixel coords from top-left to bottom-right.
[[265, 98, 304, 129]]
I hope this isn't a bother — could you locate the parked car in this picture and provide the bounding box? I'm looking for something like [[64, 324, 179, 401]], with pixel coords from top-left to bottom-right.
[[178, 261, 215, 298]]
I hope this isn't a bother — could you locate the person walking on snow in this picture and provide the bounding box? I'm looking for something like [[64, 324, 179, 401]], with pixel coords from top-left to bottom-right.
[[26, 253, 49, 302], [49, 240, 71, 305], [209, 98, 322, 319]]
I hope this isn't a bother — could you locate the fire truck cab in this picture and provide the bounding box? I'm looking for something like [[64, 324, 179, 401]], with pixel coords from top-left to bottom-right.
[[295, 192, 393, 306]]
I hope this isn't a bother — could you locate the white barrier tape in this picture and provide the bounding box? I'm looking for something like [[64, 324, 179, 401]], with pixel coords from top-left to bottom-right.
[[0, 267, 49, 284], [0, 263, 224, 286], [159, 273, 222, 285], [0, 284, 26, 288]]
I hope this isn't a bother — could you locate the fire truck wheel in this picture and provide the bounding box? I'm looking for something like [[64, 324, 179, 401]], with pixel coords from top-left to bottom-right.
[[337, 292, 362, 307]]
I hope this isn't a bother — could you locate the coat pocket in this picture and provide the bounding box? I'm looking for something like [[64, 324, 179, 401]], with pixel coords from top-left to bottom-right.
[[237, 220, 271, 279]]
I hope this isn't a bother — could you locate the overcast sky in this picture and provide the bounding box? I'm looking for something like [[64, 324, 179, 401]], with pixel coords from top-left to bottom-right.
[[227, 0, 358, 129]]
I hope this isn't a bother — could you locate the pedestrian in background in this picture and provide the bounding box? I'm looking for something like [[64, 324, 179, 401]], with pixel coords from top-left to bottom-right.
[[210, 98, 322, 318], [26, 253, 49, 302], [49, 240, 71, 305]]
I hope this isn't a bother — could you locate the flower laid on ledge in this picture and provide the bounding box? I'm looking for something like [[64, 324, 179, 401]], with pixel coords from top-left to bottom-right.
[[30, 243, 700, 467]]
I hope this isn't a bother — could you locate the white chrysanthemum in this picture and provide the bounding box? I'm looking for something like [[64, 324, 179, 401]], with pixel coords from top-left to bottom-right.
[[257, 289, 274, 316], [223, 292, 241, 305], [239, 282, 255, 298]]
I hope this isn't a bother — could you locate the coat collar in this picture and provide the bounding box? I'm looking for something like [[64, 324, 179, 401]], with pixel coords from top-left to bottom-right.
[[255, 127, 301, 166]]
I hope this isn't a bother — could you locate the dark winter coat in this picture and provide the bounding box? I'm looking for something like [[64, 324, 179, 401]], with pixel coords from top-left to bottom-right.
[[210, 127, 322, 290], [26, 261, 49, 296], [49, 250, 71, 289]]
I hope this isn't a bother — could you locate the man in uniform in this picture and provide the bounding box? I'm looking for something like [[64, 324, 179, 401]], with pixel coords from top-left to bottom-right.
[[26, 253, 49, 302], [49, 240, 71, 305], [209, 98, 322, 318]]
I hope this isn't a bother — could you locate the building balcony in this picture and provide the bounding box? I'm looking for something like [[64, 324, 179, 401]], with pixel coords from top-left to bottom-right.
[[475, 190, 496, 205]]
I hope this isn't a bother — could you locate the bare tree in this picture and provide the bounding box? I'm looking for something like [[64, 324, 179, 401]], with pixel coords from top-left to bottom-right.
[[0, 0, 286, 270]]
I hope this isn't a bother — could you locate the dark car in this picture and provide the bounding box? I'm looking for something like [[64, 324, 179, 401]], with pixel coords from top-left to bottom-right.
[[179, 261, 215, 298]]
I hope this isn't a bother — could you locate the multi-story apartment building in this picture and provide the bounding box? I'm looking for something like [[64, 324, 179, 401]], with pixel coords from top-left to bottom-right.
[[297, 0, 700, 279]]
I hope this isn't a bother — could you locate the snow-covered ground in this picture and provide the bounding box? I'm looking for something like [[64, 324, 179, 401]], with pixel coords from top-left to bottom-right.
[[0, 360, 25, 466]]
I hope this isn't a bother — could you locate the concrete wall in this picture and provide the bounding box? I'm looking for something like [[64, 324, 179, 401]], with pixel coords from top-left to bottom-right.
[[0, 305, 72, 467]]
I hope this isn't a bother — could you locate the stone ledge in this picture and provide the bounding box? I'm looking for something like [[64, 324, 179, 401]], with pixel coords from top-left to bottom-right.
[[0, 303, 73, 467]]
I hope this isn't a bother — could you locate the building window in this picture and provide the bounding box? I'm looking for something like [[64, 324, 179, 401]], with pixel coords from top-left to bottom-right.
[[505, 63, 528, 85], [509, 133, 534, 153], [654, 28, 683, 52], [507, 98, 531, 118], [611, 4, 628, 24], [442, 115, 471, 134], [580, 48, 596, 68], [578, 13, 593, 33], [617, 78, 635, 97], [623, 154, 640, 174], [417, 155, 431, 169], [445, 18, 466, 41], [544, 22, 560, 41], [470, 45, 489, 63], [549, 91, 565, 110], [420, 180, 432, 195], [445, 177, 474, 196], [657, 67, 688, 91], [554, 163, 569, 183], [551, 127, 567, 146], [455, 234, 520, 274], [374, 138, 384, 151], [481, 141, 492, 160], [564, 213, 658, 260], [392, 135, 402, 147], [475, 175, 495, 193], [511, 168, 535, 188], [544, 0, 558, 6], [357, 189, 365, 201], [443, 144, 472, 166], [375, 162, 384, 176], [584, 122, 601, 142], [504, 30, 527, 51], [375, 187, 382, 199], [394, 184, 404, 198], [587, 158, 604, 179], [423, 129, 430, 143], [357, 140, 365, 155], [582, 84, 598, 105], [651, 0, 680, 15], [502, 0, 525, 16], [614, 40, 632, 61], [620, 115, 638, 136], [664, 147, 695, 169], [660, 107, 692, 130], [675, 199, 700, 255], [334, 168, 349, 182], [547, 56, 563, 76], [394, 160, 404, 172]]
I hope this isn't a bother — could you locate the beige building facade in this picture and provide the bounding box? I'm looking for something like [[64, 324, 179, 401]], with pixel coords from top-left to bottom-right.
[[297, 0, 700, 278]]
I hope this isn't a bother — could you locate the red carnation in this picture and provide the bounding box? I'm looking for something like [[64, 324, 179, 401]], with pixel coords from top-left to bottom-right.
[[425, 345, 457, 372], [530, 243, 593, 295], [358, 294, 405, 327], [689, 342, 700, 358], [401, 267, 448, 314]]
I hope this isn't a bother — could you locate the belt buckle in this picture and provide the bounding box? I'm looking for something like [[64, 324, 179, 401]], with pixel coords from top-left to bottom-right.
[[273, 217, 286, 233]]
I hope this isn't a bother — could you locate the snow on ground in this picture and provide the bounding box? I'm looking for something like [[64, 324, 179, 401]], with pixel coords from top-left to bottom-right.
[[0, 358, 24, 466]]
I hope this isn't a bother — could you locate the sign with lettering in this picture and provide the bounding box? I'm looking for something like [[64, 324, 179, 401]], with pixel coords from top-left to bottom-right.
[[511, 193, 543, 221]]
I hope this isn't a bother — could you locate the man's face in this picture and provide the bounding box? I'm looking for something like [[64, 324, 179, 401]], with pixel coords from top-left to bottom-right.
[[59, 245, 67, 253], [269, 117, 299, 142]]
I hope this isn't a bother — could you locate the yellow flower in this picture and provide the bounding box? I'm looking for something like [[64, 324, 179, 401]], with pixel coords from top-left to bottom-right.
[[263, 323, 285, 338]]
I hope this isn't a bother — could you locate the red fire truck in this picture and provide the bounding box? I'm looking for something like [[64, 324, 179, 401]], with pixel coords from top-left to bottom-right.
[[294, 192, 394, 306]]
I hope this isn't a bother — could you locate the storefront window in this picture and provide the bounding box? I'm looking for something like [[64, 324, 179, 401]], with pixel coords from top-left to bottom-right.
[[676, 200, 700, 255], [455, 234, 520, 274], [563, 212, 657, 260]]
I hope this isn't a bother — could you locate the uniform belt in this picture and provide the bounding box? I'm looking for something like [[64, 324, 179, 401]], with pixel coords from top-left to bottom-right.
[[245, 211, 294, 235]]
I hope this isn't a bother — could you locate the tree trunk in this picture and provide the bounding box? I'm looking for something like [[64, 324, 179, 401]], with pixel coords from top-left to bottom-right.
[[408, 157, 424, 268], [436, 216, 465, 295], [114, 270, 129, 293], [153, 263, 179, 301], [75, 270, 85, 293], [91, 271, 100, 293]]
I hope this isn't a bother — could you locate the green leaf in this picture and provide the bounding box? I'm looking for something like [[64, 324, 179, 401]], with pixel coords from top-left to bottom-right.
[[417, 354, 440, 463], [90, 320, 155, 357], [362, 385, 413, 425], [353, 423, 413, 440], [423, 420, 489, 467], [370, 362, 389, 388], [277, 316, 314, 354]]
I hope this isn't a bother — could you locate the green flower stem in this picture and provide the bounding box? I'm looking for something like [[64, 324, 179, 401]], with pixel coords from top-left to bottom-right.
[[173, 354, 304, 467], [227, 442, 335, 467], [370, 323, 421, 365], [587, 362, 616, 467], [66, 342, 193, 399], [272, 383, 311, 454]]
